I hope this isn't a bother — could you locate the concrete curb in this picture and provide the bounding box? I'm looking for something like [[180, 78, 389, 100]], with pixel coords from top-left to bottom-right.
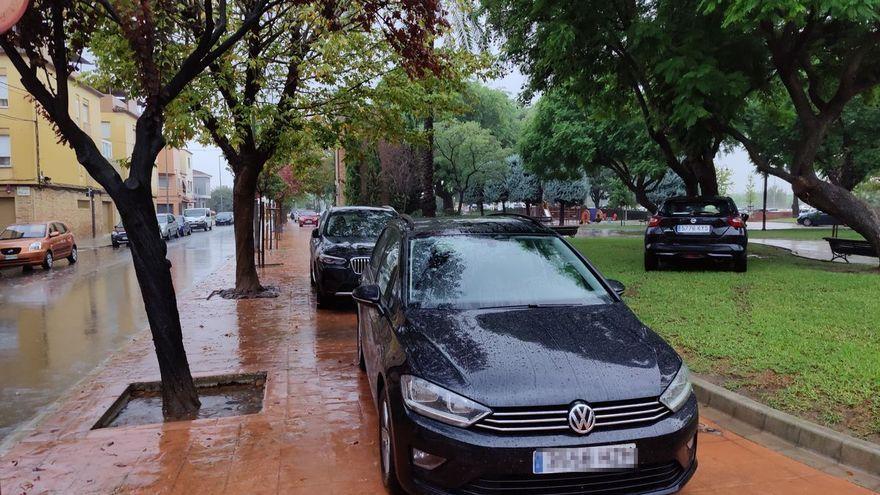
[[693, 376, 880, 475]]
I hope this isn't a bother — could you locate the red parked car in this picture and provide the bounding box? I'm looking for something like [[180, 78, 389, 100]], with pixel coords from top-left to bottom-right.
[[0, 221, 78, 270], [298, 211, 320, 227]]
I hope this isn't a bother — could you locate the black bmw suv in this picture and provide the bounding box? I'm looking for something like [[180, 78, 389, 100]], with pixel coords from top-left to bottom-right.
[[353, 215, 698, 495], [645, 196, 749, 272], [310, 206, 397, 307]]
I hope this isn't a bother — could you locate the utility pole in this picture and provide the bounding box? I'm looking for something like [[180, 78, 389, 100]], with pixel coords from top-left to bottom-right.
[[218, 155, 223, 211], [87, 187, 96, 239], [762, 172, 768, 232]]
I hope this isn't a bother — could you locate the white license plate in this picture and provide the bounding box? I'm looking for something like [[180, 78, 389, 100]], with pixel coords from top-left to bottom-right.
[[4, 255, 18, 260], [533, 444, 637, 474], [675, 224, 711, 234]]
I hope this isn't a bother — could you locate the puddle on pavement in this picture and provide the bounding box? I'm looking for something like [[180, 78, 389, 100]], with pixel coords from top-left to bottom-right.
[[93, 372, 266, 429]]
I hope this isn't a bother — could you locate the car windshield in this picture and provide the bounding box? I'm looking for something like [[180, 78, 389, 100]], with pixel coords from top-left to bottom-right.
[[0, 224, 47, 239], [156, 215, 168, 224], [217, 212, 232, 219], [301, 211, 317, 216], [184, 208, 207, 217], [324, 210, 394, 241], [408, 235, 613, 310], [661, 199, 735, 217]]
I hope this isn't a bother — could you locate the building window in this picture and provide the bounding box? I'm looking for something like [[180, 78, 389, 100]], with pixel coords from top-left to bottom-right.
[[0, 135, 10, 167], [158, 175, 169, 189], [101, 122, 112, 159], [77, 199, 90, 209], [81, 99, 91, 135], [0, 76, 8, 108]]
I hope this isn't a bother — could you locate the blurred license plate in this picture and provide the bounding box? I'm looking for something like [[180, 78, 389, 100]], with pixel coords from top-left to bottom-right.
[[4, 255, 18, 260], [676, 224, 710, 234], [533, 444, 637, 474]]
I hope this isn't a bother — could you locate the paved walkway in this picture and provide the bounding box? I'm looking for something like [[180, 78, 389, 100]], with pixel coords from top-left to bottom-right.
[[751, 238, 877, 265], [0, 227, 876, 494]]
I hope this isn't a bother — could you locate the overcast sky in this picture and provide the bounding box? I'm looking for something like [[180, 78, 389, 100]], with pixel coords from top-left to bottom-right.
[[191, 62, 788, 197]]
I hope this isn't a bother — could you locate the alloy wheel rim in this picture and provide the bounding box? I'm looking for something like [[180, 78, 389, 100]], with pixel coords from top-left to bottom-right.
[[71, 248, 77, 261], [381, 399, 391, 478], [46, 253, 52, 267]]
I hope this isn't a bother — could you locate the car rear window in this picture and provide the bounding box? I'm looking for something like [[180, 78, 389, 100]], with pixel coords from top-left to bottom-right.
[[408, 235, 613, 310], [661, 199, 735, 217], [0, 224, 47, 239], [184, 208, 208, 217]]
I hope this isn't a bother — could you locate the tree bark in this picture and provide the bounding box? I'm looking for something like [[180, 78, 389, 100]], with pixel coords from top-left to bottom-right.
[[633, 188, 659, 214], [232, 163, 264, 293], [791, 195, 800, 218], [437, 186, 454, 213], [559, 200, 566, 226], [118, 173, 200, 418], [421, 114, 437, 217]]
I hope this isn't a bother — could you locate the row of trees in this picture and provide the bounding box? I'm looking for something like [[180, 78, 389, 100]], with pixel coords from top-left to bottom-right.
[[1, 0, 446, 417], [482, 0, 880, 261]]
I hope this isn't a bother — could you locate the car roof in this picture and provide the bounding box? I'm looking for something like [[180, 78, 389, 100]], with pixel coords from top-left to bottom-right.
[[400, 215, 553, 237], [327, 206, 396, 214], [664, 196, 734, 202]]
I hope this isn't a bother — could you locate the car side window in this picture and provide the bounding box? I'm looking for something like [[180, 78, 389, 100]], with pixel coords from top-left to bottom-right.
[[48, 223, 58, 234], [58, 223, 68, 234], [376, 234, 401, 298], [370, 228, 392, 277]]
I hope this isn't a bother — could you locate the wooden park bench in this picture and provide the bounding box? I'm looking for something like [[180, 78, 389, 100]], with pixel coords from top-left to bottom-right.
[[824, 237, 878, 263]]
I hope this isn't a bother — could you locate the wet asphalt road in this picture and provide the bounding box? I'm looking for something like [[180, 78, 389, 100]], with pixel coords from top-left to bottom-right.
[[0, 227, 235, 440]]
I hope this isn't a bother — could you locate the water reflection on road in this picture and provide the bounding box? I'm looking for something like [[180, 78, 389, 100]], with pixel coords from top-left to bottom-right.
[[0, 228, 235, 440]]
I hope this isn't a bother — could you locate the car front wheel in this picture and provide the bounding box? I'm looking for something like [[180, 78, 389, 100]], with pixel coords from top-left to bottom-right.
[[379, 389, 405, 495], [42, 252, 53, 270], [803, 218, 813, 227]]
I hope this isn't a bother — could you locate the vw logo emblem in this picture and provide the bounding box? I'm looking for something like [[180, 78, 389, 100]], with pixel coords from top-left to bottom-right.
[[690, 218, 697, 224], [568, 402, 596, 435]]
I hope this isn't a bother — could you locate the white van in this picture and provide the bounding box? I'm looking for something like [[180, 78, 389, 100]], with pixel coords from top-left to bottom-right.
[[183, 208, 214, 231]]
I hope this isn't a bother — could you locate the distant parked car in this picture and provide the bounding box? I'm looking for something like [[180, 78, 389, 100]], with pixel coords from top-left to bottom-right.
[[298, 210, 320, 227], [183, 207, 214, 231], [0, 221, 77, 271], [216, 211, 234, 225], [797, 209, 840, 227], [309, 206, 397, 307], [176, 215, 192, 236], [644, 196, 749, 272], [157, 214, 180, 240], [111, 223, 129, 248]]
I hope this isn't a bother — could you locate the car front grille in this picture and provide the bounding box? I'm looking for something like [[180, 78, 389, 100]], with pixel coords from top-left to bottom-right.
[[1, 247, 21, 255], [474, 399, 670, 434], [455, 461, 683, 495], [349, 257, 369, 275]]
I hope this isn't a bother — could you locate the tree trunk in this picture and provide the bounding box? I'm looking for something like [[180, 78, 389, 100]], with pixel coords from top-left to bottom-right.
[[791, 195, 800, 218], [793, 175, 880, 266], [232, 163, 264, 293], [525, 200, 531, 216], [633, 188, 659, 214], [421, 114, 437, 217], [118, 180, 200, 418], [437, 186, 454, 213], [559, 200, 566, 226], [478, 200, 484, 216], [457, 190, 464, 214]]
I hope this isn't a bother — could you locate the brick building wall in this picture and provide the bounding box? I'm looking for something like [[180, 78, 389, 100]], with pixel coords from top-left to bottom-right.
[[2, 185, 117, 238]]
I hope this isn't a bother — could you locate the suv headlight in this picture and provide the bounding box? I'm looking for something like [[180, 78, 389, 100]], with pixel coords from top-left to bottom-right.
[[318, 254, 347, 266], [660, 362, 693, 413], [28, 242, 42, 251], [401, 375, 491, 427]]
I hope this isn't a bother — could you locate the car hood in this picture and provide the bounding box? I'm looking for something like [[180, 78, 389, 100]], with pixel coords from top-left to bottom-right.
[[400, 303, 682, 407], [322, 240, 376, 258], [0, 238, 40, 249]]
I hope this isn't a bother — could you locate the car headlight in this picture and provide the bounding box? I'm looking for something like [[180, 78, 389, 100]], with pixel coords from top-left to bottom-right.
[[318, 254, 347, 266], [28, 242, 42, 251], [660, 362, 693, 413], [401, 375, 491, 427]]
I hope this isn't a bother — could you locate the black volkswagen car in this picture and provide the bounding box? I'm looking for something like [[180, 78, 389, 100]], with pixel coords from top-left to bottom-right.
[[353, 215, 698, 495], [644, 196, 748, 272], [310, 206, 397, 307]]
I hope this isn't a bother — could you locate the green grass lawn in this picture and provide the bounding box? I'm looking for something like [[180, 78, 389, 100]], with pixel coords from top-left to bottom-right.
[[570, 237, 880, 441]]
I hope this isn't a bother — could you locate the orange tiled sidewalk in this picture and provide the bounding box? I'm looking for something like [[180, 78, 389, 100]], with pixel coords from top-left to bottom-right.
[[0, 228, 875, 495]]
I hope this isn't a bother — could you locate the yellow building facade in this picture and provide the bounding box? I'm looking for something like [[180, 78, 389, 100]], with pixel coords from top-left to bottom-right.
[[0, 53, 118, 237]]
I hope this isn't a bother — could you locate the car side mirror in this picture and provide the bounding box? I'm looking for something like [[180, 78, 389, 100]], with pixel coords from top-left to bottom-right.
[[352, 284, 381, 306], [741, 213, 749, 223], [607, 279, 626, 296], [311, 228, 320, 238]]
